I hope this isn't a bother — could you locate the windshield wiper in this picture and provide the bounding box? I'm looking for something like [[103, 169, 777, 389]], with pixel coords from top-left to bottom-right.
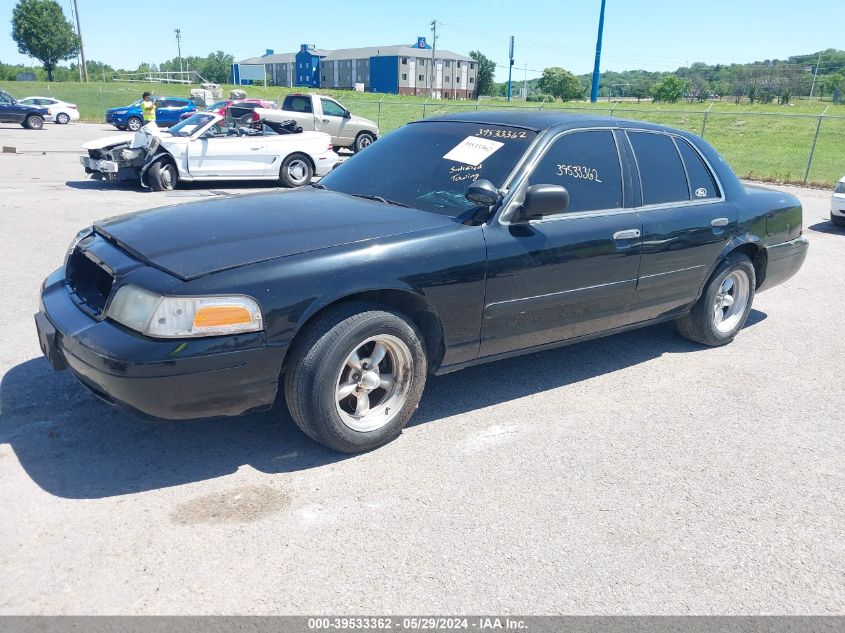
[[350, 193, 410, 208], [311, 182, 326, 189]]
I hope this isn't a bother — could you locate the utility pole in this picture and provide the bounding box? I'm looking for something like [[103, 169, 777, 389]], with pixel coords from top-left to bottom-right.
[[809, 51, 822, 100], [522, 61, 528, 99], [430, 19, 438, 99], [590, 0, 607, 102], [507, 36, 514, 101], [71, 0, 88, 81], [175, 28, 184, 76]]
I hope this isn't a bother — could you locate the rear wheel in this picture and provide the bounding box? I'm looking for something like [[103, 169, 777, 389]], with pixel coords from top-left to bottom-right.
[[148, 159, 178, 191], [23, 115, 44, 130], [353, 132, 375, 153], [55, 112, 70, 125], [126, 117, 143, 132], [676, 252, 755, 346], [831, 213, 845, 227], [279, 153, 314, 188], [284, 302, 427, 453]]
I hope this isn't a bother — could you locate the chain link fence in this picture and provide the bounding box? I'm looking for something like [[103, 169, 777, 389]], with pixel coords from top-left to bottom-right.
[[337, 97, 845, 188]]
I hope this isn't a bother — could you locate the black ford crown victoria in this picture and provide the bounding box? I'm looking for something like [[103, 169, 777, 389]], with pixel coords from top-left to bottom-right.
[[36, 112, 808, 452]]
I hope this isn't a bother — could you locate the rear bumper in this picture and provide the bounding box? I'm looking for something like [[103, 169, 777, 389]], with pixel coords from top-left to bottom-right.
[[757, 235, 809, 293], [36, 269, 283, 420]]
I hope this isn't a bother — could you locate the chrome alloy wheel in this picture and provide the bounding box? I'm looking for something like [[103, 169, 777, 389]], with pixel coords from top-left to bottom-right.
[[713, 270, 750, 333], [335, 335, 412, 432], [286, 158, 310, 186]]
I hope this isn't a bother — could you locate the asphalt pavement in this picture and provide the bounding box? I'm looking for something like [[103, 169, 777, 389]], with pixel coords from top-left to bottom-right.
[[0, 122, 842, 615]]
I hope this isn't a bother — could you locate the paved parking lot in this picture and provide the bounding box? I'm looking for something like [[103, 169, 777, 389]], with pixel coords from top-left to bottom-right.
[[0, 122, 842, 615]]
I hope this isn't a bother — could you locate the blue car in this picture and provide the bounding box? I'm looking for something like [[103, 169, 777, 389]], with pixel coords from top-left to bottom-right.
[[105, 96, 196, 131]]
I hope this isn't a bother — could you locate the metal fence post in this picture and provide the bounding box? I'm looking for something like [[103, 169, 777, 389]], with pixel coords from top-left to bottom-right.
[[700, 103, 713, 138], [803, 105, 829, 184], [376, 95, 384, 128], [422, 98, 429, 118], [610, 101, 617, 116]]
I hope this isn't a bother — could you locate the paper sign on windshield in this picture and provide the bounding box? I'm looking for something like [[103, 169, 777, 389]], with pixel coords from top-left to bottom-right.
[[443, 136, 505, 167]]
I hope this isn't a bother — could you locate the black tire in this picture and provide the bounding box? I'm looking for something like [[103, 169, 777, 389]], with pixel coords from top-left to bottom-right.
[[279, 153, 314, 188], [676, 252, 756, 346], [55, 112, 70, 124], [126, 117, 143, 132], [353, 132, 375, 153], [23, 115, 44, 130], [148, 159, 178, 191], [831, 213, 845, 227], [284, 301, 428, 453]]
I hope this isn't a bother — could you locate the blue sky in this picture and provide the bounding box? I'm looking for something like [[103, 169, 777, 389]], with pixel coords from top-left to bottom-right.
[[2, 0, 842, 81]]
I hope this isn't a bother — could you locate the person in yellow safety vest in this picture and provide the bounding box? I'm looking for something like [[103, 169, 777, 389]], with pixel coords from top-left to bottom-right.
[[141, 92, 156, 125]]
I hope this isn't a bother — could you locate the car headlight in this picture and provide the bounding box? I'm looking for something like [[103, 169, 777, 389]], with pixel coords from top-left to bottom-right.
[[108, 285, 263, 338]]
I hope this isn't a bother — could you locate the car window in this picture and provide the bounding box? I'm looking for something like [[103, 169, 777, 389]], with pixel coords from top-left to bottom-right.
[[40, 99, 57, 105], [320, 121, 537, 218], [628, 131, 689, 205], [835, 181, 845, 194], [0, 91, 15, 104], [285, 96, 312, 113], [676, 138, 719, 200], [528, 130, 622, 213], [19, 98, 35, 105], [321, 99, 346, 118]]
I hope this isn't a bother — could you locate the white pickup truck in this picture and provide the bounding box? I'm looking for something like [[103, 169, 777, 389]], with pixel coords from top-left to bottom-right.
[[260, 93, 379, 153]]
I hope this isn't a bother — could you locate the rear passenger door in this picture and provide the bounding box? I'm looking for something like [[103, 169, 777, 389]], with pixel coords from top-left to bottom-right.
[[624, 130, 735, 320]]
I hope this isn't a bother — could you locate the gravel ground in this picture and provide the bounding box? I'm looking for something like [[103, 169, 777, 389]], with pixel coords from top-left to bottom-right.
[[0, 123, 842, 615]]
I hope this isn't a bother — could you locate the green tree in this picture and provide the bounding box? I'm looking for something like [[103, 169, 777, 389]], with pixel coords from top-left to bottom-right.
[[469, 50, 496, 96], [538, 67, 583, 101], [651, 75, 690, 103], [10, 0, 79, 81], [820, 74, 844, 99]]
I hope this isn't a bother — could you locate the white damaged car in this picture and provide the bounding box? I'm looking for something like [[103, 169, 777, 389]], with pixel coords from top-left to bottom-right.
[[80, 112, 338, 191]]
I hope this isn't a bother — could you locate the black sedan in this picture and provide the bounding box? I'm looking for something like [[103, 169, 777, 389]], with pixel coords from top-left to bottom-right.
[[0, 89, 48, 129], [36, 112, 809, 452]]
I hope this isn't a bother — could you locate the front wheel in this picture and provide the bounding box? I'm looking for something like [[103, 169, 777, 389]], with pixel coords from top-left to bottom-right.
[[676, 252, 756, 346], [353, 132, 375, 153], [148, 160, 178, 191], [55, 112, 70, 124], [279, 154, 314, 188], [23, 115, 44, 130], [284, 302, 428, 453], [126, 117, 143, 132]]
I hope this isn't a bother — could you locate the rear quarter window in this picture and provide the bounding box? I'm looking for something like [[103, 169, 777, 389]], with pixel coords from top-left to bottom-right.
[[677, 138, 720, 199]]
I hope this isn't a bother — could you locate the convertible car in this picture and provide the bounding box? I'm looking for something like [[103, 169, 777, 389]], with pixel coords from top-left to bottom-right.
[[39, 112, 808, 453], [80, 112, 338, 190]]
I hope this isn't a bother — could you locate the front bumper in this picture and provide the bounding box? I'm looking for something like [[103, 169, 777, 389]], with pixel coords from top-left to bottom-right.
[[831, 194, 845, 216], [314, 150, 340, 177], [757, 235, 809, 293], [36, 269, 284, 420]]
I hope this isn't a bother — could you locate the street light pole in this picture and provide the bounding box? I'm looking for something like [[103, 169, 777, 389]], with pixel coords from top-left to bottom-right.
[[71, 0, 88, 81], [809, 51, 822, 100], [590, 0, 607, 103], [175, 28, 183, 76], [507, 36, 514, 101]]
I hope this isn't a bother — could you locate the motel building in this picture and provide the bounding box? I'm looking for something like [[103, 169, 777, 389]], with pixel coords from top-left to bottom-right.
[[233, 38, 478, 99]]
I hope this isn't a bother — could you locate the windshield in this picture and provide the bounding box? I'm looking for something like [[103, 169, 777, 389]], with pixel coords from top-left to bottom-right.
[[169, 113, 216, 136], [206, 100, 230, 111], [320, 121, 537, 217], [835, 181, 845, 194], [0, 90, 15, 105]]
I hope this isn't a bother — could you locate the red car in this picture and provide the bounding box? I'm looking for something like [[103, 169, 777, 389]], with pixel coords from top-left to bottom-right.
[[179, 98, 277, 122]]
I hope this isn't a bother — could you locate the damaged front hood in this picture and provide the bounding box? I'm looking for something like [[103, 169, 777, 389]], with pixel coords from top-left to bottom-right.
[[81, 124, 166, 152]]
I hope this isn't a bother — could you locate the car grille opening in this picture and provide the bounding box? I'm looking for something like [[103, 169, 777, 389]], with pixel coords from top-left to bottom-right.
[[65, 246, 115, 317]]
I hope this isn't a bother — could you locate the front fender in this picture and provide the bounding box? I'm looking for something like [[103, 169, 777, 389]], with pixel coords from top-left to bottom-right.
[[139, 150, 173, 188]]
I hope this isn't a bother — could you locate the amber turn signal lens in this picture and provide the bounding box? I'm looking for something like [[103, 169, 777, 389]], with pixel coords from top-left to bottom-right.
[[193, 305, 253, 329]]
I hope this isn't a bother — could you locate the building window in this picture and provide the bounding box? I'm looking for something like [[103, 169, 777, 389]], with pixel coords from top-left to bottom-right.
[[456, 77, 461, 84], [445, 60, 451, 67], [470, 63, 475, 69], [419, 74, 424, 82], [322, 75, 326, 82], [402, 58, 408, 65], [445, 76, 450, 82], [469, 77, 474, 83], [457, 61, 462, 68], [402, 73, 407, 80]]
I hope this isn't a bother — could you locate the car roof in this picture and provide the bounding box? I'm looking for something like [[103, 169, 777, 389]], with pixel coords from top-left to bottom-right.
[[422, 110, 676, 134]]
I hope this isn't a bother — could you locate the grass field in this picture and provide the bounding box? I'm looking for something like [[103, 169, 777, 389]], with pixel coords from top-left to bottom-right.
[[3, 80, 843, 187]]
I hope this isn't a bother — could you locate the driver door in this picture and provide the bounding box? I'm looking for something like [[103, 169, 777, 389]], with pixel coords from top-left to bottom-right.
[[186, 128, 269, 178], [317, 98, 352, 146], [479, 129, 642, 358]]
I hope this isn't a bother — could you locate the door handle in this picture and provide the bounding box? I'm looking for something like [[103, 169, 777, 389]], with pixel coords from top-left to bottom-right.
[[711, 217, 729, 227], [612, 229, 641, 240], [250, 145, 263, 150], [322, 119, 330, 124]]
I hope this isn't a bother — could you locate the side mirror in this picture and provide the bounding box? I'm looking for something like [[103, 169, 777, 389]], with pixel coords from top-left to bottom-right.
[[465, 179, 501, 206], [519, 184, 569, 219], [343, 110, 352, 119]]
